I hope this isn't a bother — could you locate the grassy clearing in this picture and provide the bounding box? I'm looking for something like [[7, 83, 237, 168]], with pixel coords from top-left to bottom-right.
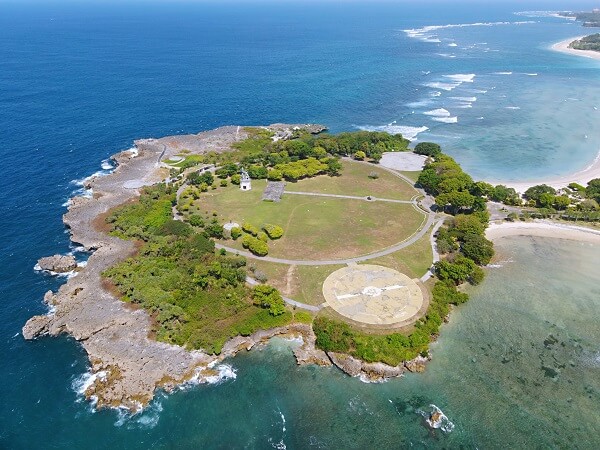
[[197, 182, 425, 260], [249, 261, 343, 306], [399, 170, 422, 185], [294, 265, 344, 306], [362, 231, 433, 279], [285, 160, 418, 201]]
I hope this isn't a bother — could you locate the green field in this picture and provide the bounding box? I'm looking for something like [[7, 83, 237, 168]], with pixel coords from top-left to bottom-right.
[[285, 160, 418, 200], [197, 184, 424, 260], [362, 231, 433, 279]]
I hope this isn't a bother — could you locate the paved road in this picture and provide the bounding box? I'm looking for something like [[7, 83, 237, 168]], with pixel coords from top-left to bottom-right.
[[420, 218, 446, 282]]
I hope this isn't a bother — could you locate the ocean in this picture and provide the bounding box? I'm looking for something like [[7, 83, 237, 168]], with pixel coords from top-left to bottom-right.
[[1, 1, 599, 448]]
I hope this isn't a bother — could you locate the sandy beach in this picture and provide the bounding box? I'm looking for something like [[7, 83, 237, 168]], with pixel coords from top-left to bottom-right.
[[486, 220, 600, 244], [551, 36, 600, 61]]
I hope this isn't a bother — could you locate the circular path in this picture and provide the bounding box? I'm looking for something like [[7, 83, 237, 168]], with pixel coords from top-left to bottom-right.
[[322, 264, 424, 325]]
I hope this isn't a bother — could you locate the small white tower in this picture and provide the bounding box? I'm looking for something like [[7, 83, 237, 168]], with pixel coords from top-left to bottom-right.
[[240, 167, 252, 191]]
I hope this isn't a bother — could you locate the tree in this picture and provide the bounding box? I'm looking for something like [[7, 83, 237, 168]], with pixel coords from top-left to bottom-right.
[[553, 195, 571, 210], [537, 192, 556, 208], [586, 178, 600, 203], [414, 142, 442, 157], [252, 285, 286, 316], [435, 190, 476, 214], [230, 227, 242, 240], [524, 184, 556, 202], [434, 255, 480, 285], [451, 214, 486, 237], [267, 169, 283, 181], [354, 151, 366, 160], [460, 234, 495, 265], [326, 158, 342, 176]]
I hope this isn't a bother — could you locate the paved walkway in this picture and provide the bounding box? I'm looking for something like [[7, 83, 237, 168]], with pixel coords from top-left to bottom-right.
[[246, 276, 322, 311], [284, 191, 416, 204], [215, 211, 436, 266]]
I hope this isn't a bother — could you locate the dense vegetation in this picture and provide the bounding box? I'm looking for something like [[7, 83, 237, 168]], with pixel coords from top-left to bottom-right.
[[570, 34, 600, 51], [314, 147, 493, 365], [103, 185, 292, 354], [186, 128, 410, 184], [313, 281, 468, 365]]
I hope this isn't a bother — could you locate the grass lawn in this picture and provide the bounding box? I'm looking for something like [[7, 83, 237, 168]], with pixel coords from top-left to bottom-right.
[[285, 160, 418, 201], [249, 261, 344, 306], [362, 231, 433, 279], [196, 180, 425, 260], [399, 170, 422, 185]]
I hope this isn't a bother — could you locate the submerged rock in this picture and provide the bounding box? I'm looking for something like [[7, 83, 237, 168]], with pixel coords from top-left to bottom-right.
[[37, 255, 77, 273]]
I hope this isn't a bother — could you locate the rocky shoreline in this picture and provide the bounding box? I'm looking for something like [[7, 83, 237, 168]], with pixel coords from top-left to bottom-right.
[[23, 124, 419, 411]]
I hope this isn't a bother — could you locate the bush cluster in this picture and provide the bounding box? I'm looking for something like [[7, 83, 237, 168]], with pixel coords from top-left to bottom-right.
[[262, 223, 284, 239], [242, 235, 269, 256]]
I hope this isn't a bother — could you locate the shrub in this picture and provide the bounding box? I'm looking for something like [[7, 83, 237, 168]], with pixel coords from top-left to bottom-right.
[[253, 270, 268, 283], [354, 150, 366, 160], [257, 231, 269, 242], [267, 169, 283, 181], [242, 235, 269, 256], [242, 222, 259, 236], [231, 174, 241, 185], [157, 219, 192, 237], [188, 215, 205, 228], [414, 142, 442, 157], [262, 223, 284, 239], [368, 171, 379, 179], [230, 227, 242, 240], [251, 284, 286, 316], [294, 311, 313, 324]]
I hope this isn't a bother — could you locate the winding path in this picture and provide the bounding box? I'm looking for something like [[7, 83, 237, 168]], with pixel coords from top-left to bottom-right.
[[216, 211, 436, 266]]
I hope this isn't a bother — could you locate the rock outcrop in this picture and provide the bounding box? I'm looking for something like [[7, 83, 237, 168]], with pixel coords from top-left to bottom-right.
[[37, 255, 77, 273]]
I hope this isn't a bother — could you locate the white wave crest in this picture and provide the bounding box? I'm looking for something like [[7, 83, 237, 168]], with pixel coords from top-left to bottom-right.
[[494, 71, 513, 75], [448, 42, 458, 47], [430, 91, 442, 97], [185, 363, 237, 387], [403, 21, 536, 42], [423, 108, 451, 117], [423, 81, 459, 91], [436, 53, 456, 58], [356, 124, 429, 141], [450, 96, 477, 102], [418, 404, 455, 433], [443, 74, 475, 83], [432, 116, 458, 123], [505, 106, 521, 110]]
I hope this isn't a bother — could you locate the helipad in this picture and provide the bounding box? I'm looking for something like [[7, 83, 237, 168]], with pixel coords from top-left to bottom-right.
[[322, 264, 424, 326]]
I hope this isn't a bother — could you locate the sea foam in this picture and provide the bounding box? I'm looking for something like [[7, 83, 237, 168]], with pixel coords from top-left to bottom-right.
[[357, 124, 429, 141], [423, 108, 451, 117]]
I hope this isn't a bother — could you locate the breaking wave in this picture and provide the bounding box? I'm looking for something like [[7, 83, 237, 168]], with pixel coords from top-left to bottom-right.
[[423, 108, 451, 117], [356, 124, 429, 141]]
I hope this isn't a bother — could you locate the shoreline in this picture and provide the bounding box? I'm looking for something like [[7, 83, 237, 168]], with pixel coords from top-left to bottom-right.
[[486, 150, 600, 193], [22, 124, 415, 412], [486, 220, 600, 244], [484, 36, 600, 193], [551, 36, 600, 61]]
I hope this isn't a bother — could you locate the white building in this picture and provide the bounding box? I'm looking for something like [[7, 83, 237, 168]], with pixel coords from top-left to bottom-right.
[[240, 167, 252, 191]]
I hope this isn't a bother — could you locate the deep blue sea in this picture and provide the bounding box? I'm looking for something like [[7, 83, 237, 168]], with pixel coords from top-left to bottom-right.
[[1, 1, 600, 448]]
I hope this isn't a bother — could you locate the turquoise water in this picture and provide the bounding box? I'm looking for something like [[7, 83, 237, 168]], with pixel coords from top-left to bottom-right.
[[2, 1, 600, 448]]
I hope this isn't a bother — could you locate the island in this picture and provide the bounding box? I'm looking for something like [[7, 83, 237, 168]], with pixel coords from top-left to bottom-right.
[[23, 124, 600, 412]]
